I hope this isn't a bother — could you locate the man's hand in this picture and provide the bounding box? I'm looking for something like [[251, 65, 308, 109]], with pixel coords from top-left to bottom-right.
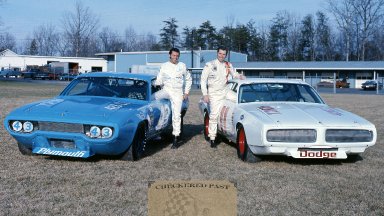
[[203, 95, 209, 103], [239, 74, 246, 80], [183, 93, 189, 100]]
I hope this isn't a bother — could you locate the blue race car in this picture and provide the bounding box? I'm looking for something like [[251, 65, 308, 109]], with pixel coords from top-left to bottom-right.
[[4, 72, 188, 161]]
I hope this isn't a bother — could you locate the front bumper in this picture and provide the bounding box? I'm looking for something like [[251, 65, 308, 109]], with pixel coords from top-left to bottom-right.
[[248, 145, 370, 159], [12, 130, 133, 158]]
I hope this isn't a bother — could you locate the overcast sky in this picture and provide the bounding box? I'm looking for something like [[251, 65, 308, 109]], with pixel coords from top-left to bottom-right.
[[1, 0, 328, 41]]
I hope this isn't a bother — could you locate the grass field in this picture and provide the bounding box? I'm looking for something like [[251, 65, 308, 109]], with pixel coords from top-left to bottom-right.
[[1, 81, 383, 216]]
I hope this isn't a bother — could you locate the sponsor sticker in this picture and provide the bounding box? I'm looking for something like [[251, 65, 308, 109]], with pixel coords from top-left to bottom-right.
[[321, 107, 343, 116], [258, 106, 280, 115], [104, 102, 130, 110]]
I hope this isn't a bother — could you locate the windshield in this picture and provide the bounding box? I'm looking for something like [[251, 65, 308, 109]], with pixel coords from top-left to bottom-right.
[[61, 77, 148, 100], [238, 83, 324, 104]]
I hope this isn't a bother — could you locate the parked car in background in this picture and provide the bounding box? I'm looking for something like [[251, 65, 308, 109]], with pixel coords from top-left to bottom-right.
[[336, 79, 350, 88], [317, 80, 350, 88], [22, 69, 37, 79], [4, 72, 189, 161], [361, 80, 383, 90], [199, 78, 377, 163], [0, 69, 21, 78], [59, 73, 77, 81], [33, 72, 51, 80]]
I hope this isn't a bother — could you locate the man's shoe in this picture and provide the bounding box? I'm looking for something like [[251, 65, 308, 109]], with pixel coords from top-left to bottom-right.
[[171, 136, 179, 149], [210, 140, 217, 148]]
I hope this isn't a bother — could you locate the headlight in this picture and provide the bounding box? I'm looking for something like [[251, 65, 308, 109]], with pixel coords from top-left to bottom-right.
[[23, 121, 34, 132], [10, 120, 37, 133], [102, 127, 113, 138], [267, 129, 317, 142], [85, 125, 114, 139], [326, 129, 373, 142], [11, 121, 23, 132], [89, 126, 101, 138]]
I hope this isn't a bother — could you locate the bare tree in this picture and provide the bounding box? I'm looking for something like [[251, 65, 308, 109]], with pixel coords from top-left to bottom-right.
[[328, 0, 357, 61], [0, 32, 16, 51], [32, 24, 60, 56], [286, 14, 302, 61], [133, 33, 157, 51], [124, 26, 138, 51], [351, 0, 384, 60], [99, 27, 124, 52], [62, 0, 99, 57]]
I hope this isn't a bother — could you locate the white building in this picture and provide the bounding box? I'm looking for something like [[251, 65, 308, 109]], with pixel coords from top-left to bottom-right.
[[0, 49, 107, 73]]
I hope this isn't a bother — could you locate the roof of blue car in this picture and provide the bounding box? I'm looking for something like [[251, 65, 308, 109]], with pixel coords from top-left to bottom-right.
[[78, 72, 155, 81]]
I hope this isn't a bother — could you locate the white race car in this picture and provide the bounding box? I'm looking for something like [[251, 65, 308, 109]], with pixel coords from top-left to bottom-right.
[[199, 78, 377, 162]]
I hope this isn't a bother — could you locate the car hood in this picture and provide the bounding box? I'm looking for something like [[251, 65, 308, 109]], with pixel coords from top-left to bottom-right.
[[241, 103, 372, 127], [7, 96, 147, 123]]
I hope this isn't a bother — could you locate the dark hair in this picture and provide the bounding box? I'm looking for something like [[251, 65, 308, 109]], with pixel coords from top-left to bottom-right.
[[169, 47, 180, 55], [217, 46, 228, 53]]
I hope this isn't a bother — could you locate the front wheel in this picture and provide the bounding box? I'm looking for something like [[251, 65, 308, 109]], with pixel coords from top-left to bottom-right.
[[236, 126, 261, 163], [121, 122, 147, 161]]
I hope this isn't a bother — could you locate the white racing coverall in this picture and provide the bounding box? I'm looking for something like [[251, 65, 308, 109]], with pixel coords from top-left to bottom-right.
[[154, 61, 192, 136], [200, 59, 241, 141]]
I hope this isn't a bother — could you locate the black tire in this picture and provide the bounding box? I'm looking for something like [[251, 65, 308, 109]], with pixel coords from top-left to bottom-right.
[[346, 154, 362, 162], [203, 111, 210, 141], [236, 126, 261, 163], [121, 122, 147, 161], [18, 143, 33, 155]]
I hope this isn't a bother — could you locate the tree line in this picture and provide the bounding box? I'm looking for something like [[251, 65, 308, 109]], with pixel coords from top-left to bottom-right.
[[1, 0, 384, 61]]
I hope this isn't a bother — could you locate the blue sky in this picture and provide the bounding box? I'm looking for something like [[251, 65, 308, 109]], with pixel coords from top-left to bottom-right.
[[1, 0, 328, 41]]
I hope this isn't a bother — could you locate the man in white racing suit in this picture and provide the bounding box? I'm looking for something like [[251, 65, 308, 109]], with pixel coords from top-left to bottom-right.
[[153, 48, 192, 149], [200, 46, 245, 148]]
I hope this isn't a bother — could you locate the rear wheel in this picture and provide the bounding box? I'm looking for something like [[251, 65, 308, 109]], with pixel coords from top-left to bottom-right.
[[236, 126, 260, 163], [18, 143, 33, 155], [121, 122, 147, 161]]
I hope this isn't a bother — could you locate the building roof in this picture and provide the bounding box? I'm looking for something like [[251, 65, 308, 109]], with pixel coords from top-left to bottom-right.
[[0, 49, 105, 60], [0, 49, 17, 56], [232, 61, 384, 70], [95, 50, 244, 56]]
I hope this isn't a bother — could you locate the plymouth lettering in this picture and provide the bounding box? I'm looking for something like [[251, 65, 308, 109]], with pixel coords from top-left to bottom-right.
[[35, 148, 86, 157]]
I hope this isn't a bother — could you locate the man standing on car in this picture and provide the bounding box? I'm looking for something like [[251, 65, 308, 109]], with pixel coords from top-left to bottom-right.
[[200, 46, 245, 148], [153, 48, 192, 149]]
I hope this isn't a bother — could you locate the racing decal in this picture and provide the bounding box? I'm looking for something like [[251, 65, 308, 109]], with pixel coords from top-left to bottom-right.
[[33, 147, 90, 158], [155, 104, 171, 130], [321, 108, 342, 116], [136, 112, 145, 120], [219, 106, 230, 132], [104, 102, 130, 110], [36, 99, 64, 107], [219, 105, 234, 135], [258, 106, 280, 115]]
